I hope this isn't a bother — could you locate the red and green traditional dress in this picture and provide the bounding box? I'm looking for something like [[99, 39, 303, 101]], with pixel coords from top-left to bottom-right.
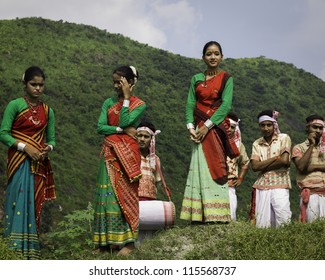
[[180, 71, 239, 222], [0, 97, 56, 259], [93, 95, 146, 246]]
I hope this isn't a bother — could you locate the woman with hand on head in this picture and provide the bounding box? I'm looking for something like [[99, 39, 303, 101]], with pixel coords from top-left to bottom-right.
[[93, 65, 146, 256], [180, 41, 239, 223], [0, 66, 56, 259]]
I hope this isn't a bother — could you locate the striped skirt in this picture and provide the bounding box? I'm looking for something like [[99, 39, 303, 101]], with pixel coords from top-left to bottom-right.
[[93, 157, 138, 246], [4, 160, 40, 259]]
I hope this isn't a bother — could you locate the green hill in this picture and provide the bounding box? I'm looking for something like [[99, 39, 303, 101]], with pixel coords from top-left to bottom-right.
[[0, 17, 324, 229]]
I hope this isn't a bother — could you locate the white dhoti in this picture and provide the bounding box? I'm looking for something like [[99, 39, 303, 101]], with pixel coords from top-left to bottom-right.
[[301, 193, 325, 223], [228, 187, 237, 221], [255, 188, 291, 228]]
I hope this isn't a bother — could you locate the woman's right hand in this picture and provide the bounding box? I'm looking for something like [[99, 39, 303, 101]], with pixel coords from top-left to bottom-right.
[[120, 76, 134, 100], [189, 128, 200, 143], [24, 145, 43, 161], [124, 126, 137, 139]]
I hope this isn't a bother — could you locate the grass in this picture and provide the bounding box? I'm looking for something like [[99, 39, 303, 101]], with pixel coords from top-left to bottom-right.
[[38, 208, 325, 260], [2, 208, 324, 260], [132, 220, 325, 260]]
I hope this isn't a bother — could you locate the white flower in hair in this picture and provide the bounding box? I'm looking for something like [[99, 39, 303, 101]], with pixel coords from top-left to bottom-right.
[[129, 65, 138, 84]]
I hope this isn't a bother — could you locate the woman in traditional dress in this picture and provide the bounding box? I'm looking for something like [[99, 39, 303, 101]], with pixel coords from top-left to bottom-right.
[[180, 41, 239, 223], [0, 66, 56, 259], [93, 65, 146, 256]]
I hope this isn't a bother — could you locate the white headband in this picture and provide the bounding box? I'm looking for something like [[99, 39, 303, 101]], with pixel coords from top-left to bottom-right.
[[258, 115, 276, 123], [137, 126, 161, 169], [258, 111, 281, 135], [136, 127, 161, 136], [229, 118, 241, 148], [229, 118, 238, 126], [307, 119, 325, 127], [307, 119, 325, 154]]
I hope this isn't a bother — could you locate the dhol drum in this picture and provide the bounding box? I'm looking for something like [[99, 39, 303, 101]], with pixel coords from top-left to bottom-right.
[[139, 200, 176, 230]]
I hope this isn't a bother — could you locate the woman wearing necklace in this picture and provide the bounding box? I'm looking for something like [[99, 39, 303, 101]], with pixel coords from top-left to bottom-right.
[[0, 66, 56, 259], [93, 65, 146, 256], [180, 41, 239, 223]]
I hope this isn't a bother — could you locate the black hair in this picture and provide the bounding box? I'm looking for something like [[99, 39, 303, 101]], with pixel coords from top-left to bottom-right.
[[137, 121, 156, 133], [113, 65, 138, 83], [202, 41, 223, 56], [23, 66, 45, 83], [227, 112, 239, 122], [257, 110, 273, 119], [306, 114, 324, 123]]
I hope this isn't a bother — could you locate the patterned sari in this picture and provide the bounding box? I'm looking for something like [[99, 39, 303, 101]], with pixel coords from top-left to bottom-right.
[[180, 72, 238, 222], [4, 104, 55, 259], [93, 96, 144, 246]]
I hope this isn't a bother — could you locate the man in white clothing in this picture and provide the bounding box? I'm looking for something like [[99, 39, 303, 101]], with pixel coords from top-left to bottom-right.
[[292, 114, 325, 223], [250, 110, 292, 228]]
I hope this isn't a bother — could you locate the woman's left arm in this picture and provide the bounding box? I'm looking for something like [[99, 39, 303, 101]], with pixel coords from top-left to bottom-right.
[[45, 108, 56, 148]]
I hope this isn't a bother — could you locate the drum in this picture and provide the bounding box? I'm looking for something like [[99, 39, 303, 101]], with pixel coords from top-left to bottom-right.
[[139, 200, 176, 230]]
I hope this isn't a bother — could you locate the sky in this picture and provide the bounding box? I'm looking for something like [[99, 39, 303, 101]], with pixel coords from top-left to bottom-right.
[[1, 0, 325, 80]]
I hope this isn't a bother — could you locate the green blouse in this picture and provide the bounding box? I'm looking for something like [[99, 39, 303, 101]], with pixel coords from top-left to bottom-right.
[[185, 73, 234, 127], [97, 96, 146, 136], [0, 97, 56, 147]]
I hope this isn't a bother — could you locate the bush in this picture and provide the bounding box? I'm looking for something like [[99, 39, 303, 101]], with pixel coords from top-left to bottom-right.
[[40, 203, 94, 260], [0, 233, 24, 260]]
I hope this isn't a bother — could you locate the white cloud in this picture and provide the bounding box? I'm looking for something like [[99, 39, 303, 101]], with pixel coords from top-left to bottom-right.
[[0, 0, 201, 57], [150, 0, 198, 35], [148, 0, 202, 56], [80, 1, 168, 48], [0, 0, 168, 48], [1, 0, 324, 79]]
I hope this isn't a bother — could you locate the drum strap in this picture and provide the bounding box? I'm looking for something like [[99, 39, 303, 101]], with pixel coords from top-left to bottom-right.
[[156, 162, 172, 201]]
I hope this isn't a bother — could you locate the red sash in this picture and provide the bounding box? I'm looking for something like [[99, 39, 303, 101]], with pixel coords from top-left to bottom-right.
[[194, 72, 239, 185], [101, 96, 144, 232], [300, 188, 325, 223]]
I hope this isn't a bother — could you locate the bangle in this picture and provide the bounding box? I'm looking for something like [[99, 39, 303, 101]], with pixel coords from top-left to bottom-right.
[[48, 144, 54, 151], [17, 142, 26, 152], [123, 100, 130, 107], [187, 123, 195, 130], [204, 119, 214, 129], [116, 127, 123, 133]]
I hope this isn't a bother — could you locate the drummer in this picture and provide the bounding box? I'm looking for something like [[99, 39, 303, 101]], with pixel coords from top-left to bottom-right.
[[136, 121, 163, 242]]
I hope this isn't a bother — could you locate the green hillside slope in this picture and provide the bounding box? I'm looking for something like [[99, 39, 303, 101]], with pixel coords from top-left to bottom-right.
[[0, 17, 324, 227]]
